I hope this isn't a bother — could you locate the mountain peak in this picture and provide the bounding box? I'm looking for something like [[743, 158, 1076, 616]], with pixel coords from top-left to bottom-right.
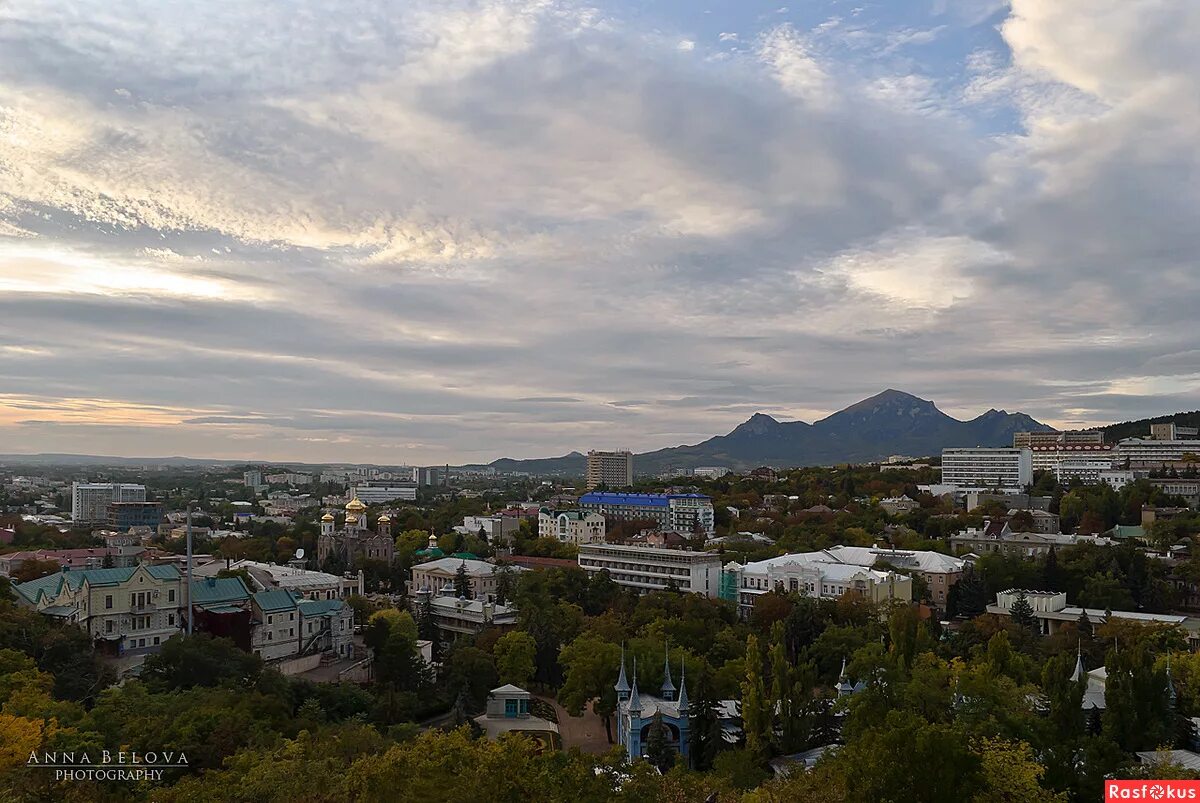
[[729, 412, 782, 437], [827, 389, 938, 419]]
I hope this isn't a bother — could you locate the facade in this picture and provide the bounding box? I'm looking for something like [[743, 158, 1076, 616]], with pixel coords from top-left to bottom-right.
[[410, 589, 518, 637], [192, 559, 362, 599], [940, 448, 1033, 489], [1030, 443, 1115, 473], [576, 543, 722, 597], [461, 515, 520, 544], [317, 497, 395, 570], [72, 482, 147, 524], [474, 685, 559, 744], [820, 545, 964, 609], [243, 470, 263, 488], [1013, 430, 1104, 448], [538, 509, 606, 544], [723, 553, 912, 617], [616, 648, 690, 763], [692, 467, 731, 478], [1150, 478, 1200, 508], [106, 501, 163, 531], [408, 557, 514, 601], [988, 589, 1200, 645], [879, 495, 919, 515], [950, 524, 1113, 558], [1116, 438, 1200, 468], [586, 450, 634, 490], [350, 484, 418, 504], [1054, 455, 1118, 485], [1151, 422, 1200, 441], [578, 492, 715, 535]]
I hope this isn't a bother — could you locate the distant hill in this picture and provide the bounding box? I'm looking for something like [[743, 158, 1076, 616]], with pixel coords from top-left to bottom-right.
[[489, 389, 1055, 476], [1101, 411, 1200, 443]]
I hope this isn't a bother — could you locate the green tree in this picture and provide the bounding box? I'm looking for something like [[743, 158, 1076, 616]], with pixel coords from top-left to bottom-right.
[[453, 562, 472, 599], [644, 711, 675, 772], [141, 634, 262, 691], [740, 634, 769, 757], [1008, 591, 1037, 634], [493, 631, 536, 688], [557, 634, 620, 742], [688, 666, 724, 771]]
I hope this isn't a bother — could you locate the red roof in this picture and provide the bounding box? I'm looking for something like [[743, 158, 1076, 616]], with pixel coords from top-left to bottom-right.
[[502, 555, 577, 570]]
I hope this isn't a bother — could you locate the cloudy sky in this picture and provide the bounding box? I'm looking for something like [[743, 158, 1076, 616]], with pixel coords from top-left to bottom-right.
[[1, 0, 1197, 464]]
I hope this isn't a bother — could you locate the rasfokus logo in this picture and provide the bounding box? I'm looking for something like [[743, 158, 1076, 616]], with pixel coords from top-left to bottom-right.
[[1106, 781, 1200, 800]]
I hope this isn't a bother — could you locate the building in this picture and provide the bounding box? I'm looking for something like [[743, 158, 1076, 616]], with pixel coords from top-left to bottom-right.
[[988, 589, 1200, 646], [1030, 443, 1115, 473], [1150, 478, 1200, 508], [1008, 508, 1061, 534], [1054, 455, 1118, 485], [879, 495, 919, 515], [692, 467, 730, 478], [1116, 438, 1200, 468], [1013, 430, 1104, 448], [940, 448, 1033, 489], [461, 515, 520, 545], [616, 647, 694, 763], [71, 483, 146, 524], [474, 685, 560, 745], [538, 509, 606, 544], [820, 545, 964, 609], [193, 559, 362, 599], [577, 543, 722, 597], [0, 547, 148, 577], [721, 554, 912, 617], [586, 450, 634, 491], [412, 467, 448, 487], [243, 470, 263, 488], [410, 589, 518, 637], [950, 523, 1114, 558], [350, 484, 418, 504], [1151, 422, 1200, 441], [317, 497, 395, 570], [578, 492, 715, 535], [408, 557, 516, 601], [106, 501, 163, 531]]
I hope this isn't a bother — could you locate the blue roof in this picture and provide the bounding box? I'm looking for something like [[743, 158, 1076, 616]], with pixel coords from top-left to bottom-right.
[[578, 492, 710, 506], [253, 589, 300, 612]]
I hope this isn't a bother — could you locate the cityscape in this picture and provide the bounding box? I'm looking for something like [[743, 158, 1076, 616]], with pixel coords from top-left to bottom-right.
[[2, 0, 1199, 801]]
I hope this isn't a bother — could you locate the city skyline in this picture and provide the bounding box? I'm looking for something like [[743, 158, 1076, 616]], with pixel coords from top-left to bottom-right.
[[2, 0, 1199, 463]]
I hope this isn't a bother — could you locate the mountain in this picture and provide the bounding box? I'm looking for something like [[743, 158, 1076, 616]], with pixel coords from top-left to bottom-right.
[[491, 390, 1054, 475]]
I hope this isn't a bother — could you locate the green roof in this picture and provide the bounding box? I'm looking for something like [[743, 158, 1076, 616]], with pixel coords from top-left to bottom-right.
[[189, 576, 251, 605], [297, 598, 346, 617], [253, 589, 300, 612], [198, 604, 247, 615], [14, 565, 181, 605], [1109, 525, 1147, 539]]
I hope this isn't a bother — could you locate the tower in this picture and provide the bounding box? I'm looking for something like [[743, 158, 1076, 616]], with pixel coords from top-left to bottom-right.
[[320, 512, 334, 537], [676, 656, 690, 763], [615, 643, 631, 703], [661, 640, 676, 702], [345, 496, 366, 533], [627, 657, 643, 760], [377, 513, 391, 538]]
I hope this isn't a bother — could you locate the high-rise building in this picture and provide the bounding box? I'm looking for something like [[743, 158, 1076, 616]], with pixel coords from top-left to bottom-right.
[[243, 470, 263, 488], [939, 448, 1033, 489], [1013, 430, 1104, 448], [1150, 422, 1200, 441], [586, 450, 633, 490], [71, 482, 147, 524]]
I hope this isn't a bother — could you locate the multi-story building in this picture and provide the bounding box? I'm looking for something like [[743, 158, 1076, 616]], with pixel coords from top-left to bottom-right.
[[408, 557, 517, 601], [409, 589, 518, 637], [1014, 430, 1104, 448], [722, 553, 911, 617], [1055, 455, 1119, 485], [243, 470, 263, 488], [106, 501, 163, 531], [461, 515, 520, 545], [317, 498, 395, 570], [412, 467, 448, 487], [692, 467, 731, 478], [578, 492, 715, 534], [350, 484, 418, 504], [192, 559, 363, 599], [1116, 438, 1200, 468], [538, 509, 606, 544], [1150, 478, 1200, 508], [1030, 443, 1115, 473], [988, 589, 1200, 644], [586, 450, 634, 491], [820, 546, 964, 609], [940, 448, 1033, 489], [576, 543, 723, 597], [950, 523, 1113, 558], [1151, 422, 1200, 441], [71, 482, 147, 524]]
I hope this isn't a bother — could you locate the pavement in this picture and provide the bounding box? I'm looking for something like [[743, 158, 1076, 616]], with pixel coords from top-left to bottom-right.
[[535, 694, 613, 754]]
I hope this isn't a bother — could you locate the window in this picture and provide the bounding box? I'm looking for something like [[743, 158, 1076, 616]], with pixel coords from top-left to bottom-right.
[[290, 613, 294, 621], [106, 620, 113, 633], [105, 595, 113, 609], [308, 623, 313, 634], [519, 699, 529, 715], [267, 632, 273, 641], [289, 628, 294, 637], [168, 589, 175, 602], [153, 636, 160, 646], [168, 614, 175, 626], [505, 699, 517, 718], [267, 615, 273, 624]]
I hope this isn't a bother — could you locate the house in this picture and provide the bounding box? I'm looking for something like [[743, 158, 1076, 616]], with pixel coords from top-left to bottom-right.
[[879, 496, 919, 515], [474, 685, 559, 747], [409, 589, 518, 638], [722, 553, 912, 616], [408, 557, 518, 602], [821, 546, 965, 609], [537, 509, 606, 544]]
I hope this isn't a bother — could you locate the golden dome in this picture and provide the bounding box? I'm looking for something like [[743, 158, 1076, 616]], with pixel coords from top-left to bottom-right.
[[378, 514, 391, 523], [321, 513, 335, 522], [345, 497, 366, 512]]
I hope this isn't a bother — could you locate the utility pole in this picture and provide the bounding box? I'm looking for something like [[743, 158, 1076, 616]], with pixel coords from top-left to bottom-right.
[[186, 502, 194, 635]]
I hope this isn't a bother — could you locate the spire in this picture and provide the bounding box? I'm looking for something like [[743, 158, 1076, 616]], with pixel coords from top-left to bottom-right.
[[838, 656, 847, 682], [615, 642, 630, 697], [661, 639, 676, 701], [1167, 653, 1177, 708], [629, 656, 641, 714], [677, 656, 689, 712], [1071, 642, 1084, 683]]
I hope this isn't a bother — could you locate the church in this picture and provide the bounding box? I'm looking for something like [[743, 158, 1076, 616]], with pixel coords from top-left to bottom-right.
[[615, 645, 693, 763], [317, 496, 395, 570]]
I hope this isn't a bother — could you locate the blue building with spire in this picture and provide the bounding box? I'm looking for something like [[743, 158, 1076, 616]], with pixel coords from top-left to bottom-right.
[[615, 643, 694, 763]]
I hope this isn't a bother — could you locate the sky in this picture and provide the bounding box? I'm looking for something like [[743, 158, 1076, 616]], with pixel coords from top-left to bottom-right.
[[1, 0, 1198, 464]]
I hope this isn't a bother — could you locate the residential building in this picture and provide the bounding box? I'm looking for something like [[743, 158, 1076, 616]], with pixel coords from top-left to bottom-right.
[[1151, 422, 1200, 441], [586, 450, 634, 490], [317, 497, 395, 570], [408, 557, 516, 601], [106, 501, 163, 531], [820, 545, 964, 609], [576, 543, 723, 597], [1054, 455, 1118, 485], [0, 547, 147, 577], [940, 448, 1033, 489], [1116, 438, 1200, 468], [538, 509, 606, 544], [721, 553, 912, 617], [1013, 430, 1104, 448], [412, 466, 447, 487], [474, 685, 560, 744], [879, 495, 919, 515], [410, 588, 518, 637], [71, 482, 146, 524], [349, 484, 417, 504], [1007, 508, 1061, 534], [193, 559, 362, 599], [692, 467, 731, 478], [950, 523, 1114, 558], [243, 470, 263, 488], [988, 589, 1200, 645], [1100, 469, 1140, 491], [578, 492, 715, 534], [461, 514, 520, 545], [1150, 478, 1200, 508]]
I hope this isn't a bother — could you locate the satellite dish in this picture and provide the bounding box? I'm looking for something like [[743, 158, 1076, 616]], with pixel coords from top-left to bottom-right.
[[294, 548, 305, 560]]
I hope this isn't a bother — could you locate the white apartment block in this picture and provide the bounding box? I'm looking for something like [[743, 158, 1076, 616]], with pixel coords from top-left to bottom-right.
[[586, 450, 634, 491], [725, 553, 912, 617], [1030, 444, 1115, 473], [940, 448, 1033, 489], [350, 484, 418, 504], [538, 509, 606, 544], [576, 543, 722, 597], [462, 515, 520, 544], [1055, 455, 1119, 485], [71, 482, 146, 524], [1115, 439, 1200, 468]]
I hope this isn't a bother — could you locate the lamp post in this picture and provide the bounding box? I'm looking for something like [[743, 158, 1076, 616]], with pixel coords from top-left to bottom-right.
[[186, 502, 194, 635]]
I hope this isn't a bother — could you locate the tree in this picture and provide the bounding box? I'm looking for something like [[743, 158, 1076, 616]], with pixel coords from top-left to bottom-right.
[[689, 666, 724, 771], [953, 567, 989, 618], [11, 558, 62, 584], [493, 631, 536, 688], [454, 562, 472, 599], [494, 566, 516, 607], [971, 737, 1068, 803], [645, 711, 675, 772], [141, 634, 262, 691], [444, 646, 497, 712], [558, 634, 620, 742], [1009, 591, 1037, 634], [741, 634, 769, 757]]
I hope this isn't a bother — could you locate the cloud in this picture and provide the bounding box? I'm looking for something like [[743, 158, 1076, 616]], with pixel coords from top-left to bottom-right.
[[0, 0, 1197, 461]]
